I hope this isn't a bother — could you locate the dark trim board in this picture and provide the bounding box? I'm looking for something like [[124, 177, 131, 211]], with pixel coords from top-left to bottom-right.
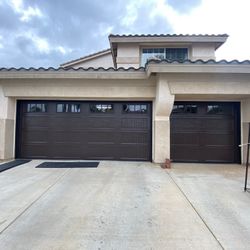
[[36, 161, 99, 168], [170, 101, 241, 163], [16, 100, 152, 161], [0, 159, 30, 173]]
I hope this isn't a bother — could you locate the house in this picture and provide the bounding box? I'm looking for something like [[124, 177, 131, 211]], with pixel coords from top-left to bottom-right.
[[0, 34, 250, 164]]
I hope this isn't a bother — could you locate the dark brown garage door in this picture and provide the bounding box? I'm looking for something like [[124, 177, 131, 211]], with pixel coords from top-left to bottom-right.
[[16, 101, 152, 161], [170, 102, 240, 163]]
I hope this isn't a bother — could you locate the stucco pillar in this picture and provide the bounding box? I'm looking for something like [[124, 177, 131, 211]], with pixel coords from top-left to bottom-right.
[[0, 86, 15, 161], [241, 99, 250, 164], [153, 75, 174, 163]]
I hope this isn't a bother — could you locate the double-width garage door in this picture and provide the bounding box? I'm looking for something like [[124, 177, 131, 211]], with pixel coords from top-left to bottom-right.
[[16, 101, 152, 161], [170, 102, 240, 163]]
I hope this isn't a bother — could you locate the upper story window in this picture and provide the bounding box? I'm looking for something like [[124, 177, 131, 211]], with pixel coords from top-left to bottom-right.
[[141, 48, 188, 66]]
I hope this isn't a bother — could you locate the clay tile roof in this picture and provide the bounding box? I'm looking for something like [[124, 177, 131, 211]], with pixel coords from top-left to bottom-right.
[[0, 66, 145, 72], [145, 59, 250, 65]]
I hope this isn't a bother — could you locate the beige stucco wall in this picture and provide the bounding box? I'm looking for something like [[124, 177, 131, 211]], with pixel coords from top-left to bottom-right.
[[69, 52, 114, 68], [1, 79, 155, 99], [153, 76, 174, 162], [115, 42, 217, 69], [241, 99, 250, 163], [190, 43, 216, 60], [0, 86, 15, 160], [0, 70, 250, 163], [116, 44, 140, 68]]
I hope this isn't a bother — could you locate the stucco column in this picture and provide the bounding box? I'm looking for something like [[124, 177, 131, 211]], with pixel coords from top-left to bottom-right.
[[0, 86, 15, 161], [153, 75, 174, 163], [241, 99, 250, 164]]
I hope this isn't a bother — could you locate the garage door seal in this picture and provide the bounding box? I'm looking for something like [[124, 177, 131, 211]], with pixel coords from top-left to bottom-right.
[[36, 162, 99, 168]]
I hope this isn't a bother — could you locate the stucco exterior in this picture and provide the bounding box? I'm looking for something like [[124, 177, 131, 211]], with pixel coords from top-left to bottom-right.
[[0, 34, 250, 164]]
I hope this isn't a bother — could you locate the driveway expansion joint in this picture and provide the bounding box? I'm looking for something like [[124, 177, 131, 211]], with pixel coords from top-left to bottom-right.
[[166, 170, 225, 250], [0, 168, 71, 235]]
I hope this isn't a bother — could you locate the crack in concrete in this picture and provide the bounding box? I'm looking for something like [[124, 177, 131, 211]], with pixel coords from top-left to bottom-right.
[[166, 170, 225, 250], [0, 168, 71, 235]]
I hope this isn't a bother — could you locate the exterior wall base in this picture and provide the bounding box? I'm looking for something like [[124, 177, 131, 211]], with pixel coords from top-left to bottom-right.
[[153, 118, 170, 163], [0, 118, 15, 161]]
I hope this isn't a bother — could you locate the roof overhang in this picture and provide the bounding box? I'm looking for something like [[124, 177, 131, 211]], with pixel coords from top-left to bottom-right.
[[1, 59, 250, 81], [146, 59, 250, 77]]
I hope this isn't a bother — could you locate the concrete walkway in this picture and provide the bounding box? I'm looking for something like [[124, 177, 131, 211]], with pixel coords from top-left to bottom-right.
[[168, 163, 250, 250], [0, 161, 249, 249]]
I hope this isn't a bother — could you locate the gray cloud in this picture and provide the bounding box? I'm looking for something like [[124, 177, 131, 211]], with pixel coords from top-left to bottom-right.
[[0, 0, 199, 68]]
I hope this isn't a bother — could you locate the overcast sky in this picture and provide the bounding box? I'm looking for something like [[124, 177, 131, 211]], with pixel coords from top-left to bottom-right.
[[0, 0, 249, 68]]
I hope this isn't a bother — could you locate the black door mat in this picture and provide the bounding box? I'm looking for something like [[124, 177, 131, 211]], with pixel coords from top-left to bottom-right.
[[36, 162, 99, 168], [0, 159, 31, 173]]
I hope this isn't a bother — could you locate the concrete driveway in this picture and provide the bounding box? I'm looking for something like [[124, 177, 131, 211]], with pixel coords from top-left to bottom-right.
[[0, 161, 249, 250]]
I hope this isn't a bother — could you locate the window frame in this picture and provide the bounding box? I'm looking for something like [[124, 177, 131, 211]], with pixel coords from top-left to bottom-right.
[[141, 47, 188, 66]]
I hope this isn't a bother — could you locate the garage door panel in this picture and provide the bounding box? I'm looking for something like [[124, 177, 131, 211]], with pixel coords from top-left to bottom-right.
[[21, 144, 50, 158], [121, 118, 149, 130], [84, 144, 117, 159], [23, 116, 49, 128], [119, 144, 149, 160], [51, 131, 84, 143], [171, 132, 199, 145], [87, 131, 117, 143], [51, 117, 84, 130], [17, 101, 152, 161], [120, 132, 149, 144], [87, 117, 116, 128], [22, 131, 49, 143], [202, 146, 235, 162], [170, 102, 240, 163], [171, 145, 200, 162], [49, 144, 84, 159], [201, 119, 234, 131], [200, 133, 234, 146], [171, 118, 200, 131]]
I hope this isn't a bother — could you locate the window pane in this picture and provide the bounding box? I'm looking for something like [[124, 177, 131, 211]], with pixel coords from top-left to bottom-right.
[[57, 104, 63, 112], [123, 104, 148, 113], [141, 48, 165, 66], [172, 105, 184, 113], [27, 103, 47, 113], [90, 104, 113, 113], [71, 104, 80, 113], [207, 104, 231, 114], [172, 104, 197, 114]]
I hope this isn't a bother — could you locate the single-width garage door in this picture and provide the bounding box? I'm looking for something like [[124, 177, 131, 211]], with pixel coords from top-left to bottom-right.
[[16, 101, 152, 161], [170, 102, 240, 163]]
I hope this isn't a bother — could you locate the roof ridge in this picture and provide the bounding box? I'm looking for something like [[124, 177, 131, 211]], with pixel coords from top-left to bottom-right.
[[109, 34, 229, 38]]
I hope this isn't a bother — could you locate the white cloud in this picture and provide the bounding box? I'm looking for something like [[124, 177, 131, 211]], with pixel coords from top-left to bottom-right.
[[9, 0, 43, 22], [56, 46, 72, 55], [29, 33, 72, 55], [149, 0, 250, 61]]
